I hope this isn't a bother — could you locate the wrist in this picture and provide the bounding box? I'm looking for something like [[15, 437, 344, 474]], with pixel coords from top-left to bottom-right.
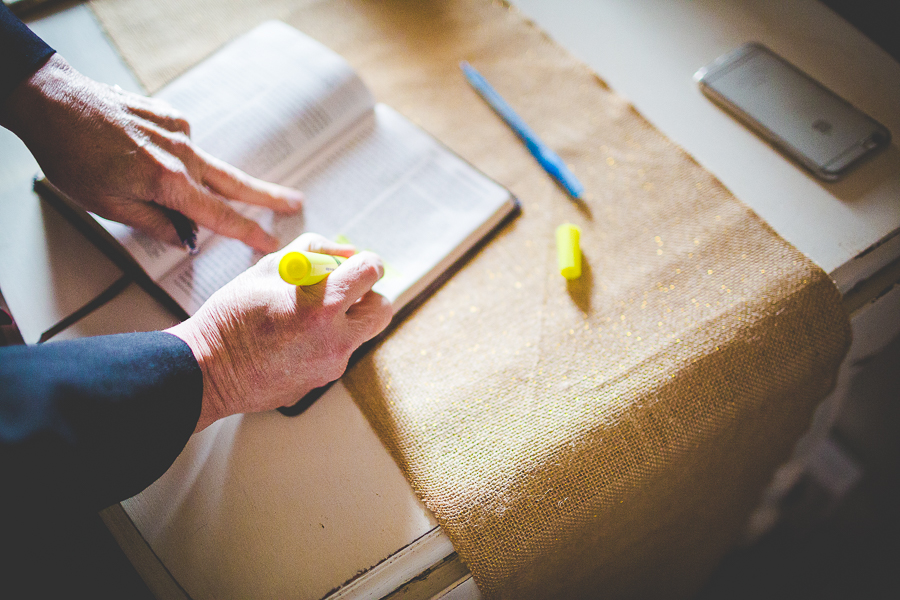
[[166, 320, 229, 433], [0, 53, 73, 138]]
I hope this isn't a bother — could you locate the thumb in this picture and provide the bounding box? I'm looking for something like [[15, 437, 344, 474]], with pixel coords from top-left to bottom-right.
[[103, 200, 188, 247]]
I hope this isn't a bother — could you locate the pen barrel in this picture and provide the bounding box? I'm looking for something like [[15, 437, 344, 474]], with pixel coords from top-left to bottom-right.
[[461, 61, 584, 199], [279, 251, 347, 286]]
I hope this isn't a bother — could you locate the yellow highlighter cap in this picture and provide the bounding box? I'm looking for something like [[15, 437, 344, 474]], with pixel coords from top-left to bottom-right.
[[556, 223, 582, 280], [279, 251, 312, 285]]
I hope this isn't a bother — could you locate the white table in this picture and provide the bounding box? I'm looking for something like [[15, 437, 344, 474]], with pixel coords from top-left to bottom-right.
[[1, 1, 898, 598]]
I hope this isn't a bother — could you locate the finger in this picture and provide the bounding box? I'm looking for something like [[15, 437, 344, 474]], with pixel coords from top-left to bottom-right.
[[323, 251, 385, 311], [133, 124, 281, 221], [128, 102, 192, 136], [159, 175, 280, 253], [259, 234, 354, 283], [289, 232, 356, 258], [197, 148, 304, 214], [272, 234, 344, 265], [114, 89, 193, 136], [345, 290, 394, 341], [98, 198, 183, 247], [137, 121, 196, 165]]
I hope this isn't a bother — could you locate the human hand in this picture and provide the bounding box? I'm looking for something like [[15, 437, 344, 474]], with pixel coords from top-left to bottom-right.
[[165, 234, 393, 432], [1, 54, 301, 253]]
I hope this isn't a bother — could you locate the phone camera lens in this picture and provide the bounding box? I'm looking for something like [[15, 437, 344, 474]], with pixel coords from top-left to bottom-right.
[[866, 132, 887, 148]]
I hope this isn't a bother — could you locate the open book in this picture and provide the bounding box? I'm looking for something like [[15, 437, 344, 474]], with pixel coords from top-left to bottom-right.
[[46, 20, 517, 320]]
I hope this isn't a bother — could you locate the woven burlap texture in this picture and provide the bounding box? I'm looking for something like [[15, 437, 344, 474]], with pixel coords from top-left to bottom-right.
[[90, 0, 851, 597]]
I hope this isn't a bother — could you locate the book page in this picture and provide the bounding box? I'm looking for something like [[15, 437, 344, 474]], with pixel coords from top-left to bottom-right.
[[103, 21, 376, 281], [160, 104, 515, 314]]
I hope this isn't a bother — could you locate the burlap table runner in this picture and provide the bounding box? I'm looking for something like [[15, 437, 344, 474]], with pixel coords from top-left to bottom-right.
[[90, 0, 851, 597]]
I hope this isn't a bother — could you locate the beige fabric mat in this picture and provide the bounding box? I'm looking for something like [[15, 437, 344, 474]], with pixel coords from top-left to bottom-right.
[[90, 0, 851, 597]]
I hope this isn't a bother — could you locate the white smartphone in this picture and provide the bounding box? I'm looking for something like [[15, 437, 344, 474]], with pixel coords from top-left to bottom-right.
[[694, 42, 890, 181]]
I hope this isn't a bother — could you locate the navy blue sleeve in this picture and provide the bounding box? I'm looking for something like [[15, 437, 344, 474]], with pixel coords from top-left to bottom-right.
[[1, 1, 55, 102], [0, 331, 203, 512]]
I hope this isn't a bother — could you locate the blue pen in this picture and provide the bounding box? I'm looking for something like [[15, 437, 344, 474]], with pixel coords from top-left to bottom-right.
[[460, 61, 584, 199]]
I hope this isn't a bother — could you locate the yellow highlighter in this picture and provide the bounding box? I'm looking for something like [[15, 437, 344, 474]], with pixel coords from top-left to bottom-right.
[[556, 223, 582, 280], [278, 251, 347, 286]]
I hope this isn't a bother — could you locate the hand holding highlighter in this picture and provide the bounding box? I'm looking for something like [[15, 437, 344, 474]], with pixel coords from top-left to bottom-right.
[[279, 251, 347, 286]]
